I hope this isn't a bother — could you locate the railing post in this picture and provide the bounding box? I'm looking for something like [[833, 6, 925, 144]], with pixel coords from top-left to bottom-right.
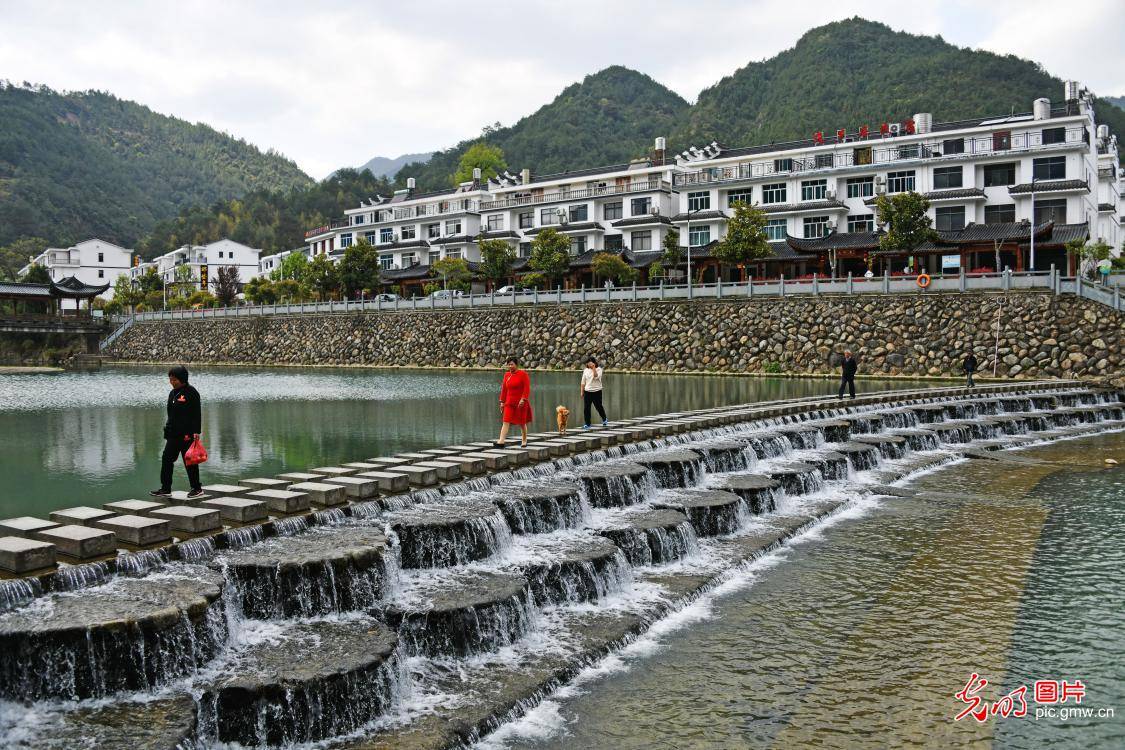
[[581, 285, 586, 304], [1114, 283, 1120, 312], [847, 271, 853, 295], [660, 282, 665, 300], [534, 289, 539, 305], [882, 270, 889, 294], [605, 284, 611, 303], [716, 277, 723, 299], [748, 275, 753, 298], [557, 286, 562, 305], [1003, 269, 1011, 292], [632, 281, 637, 302], [490, 289, 495, 307], [812, 273, 818, 296], [1050, 264, 1057, 296], [779, 274, 785, 297]]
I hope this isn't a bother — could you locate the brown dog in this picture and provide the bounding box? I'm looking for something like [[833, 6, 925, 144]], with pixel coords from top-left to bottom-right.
[[556, 405, 570, 435]]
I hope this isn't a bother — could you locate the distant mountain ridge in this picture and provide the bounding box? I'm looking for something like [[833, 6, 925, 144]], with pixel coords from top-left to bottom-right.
[[356, 152, 433, 179], [1106, 96, 1125, 110]]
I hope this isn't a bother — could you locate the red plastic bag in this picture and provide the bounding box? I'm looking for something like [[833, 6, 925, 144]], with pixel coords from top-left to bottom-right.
[[184, 436, 209, 466]]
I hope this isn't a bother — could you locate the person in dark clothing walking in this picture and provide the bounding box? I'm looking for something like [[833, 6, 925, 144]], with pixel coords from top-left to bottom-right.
[[838, 350, 858, 399], [151, 365, 204, 498], [963, 352, 978, 388]]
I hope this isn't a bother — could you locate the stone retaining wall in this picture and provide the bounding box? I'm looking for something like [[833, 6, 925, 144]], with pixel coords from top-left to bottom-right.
[[109, 292, 1123, 381]]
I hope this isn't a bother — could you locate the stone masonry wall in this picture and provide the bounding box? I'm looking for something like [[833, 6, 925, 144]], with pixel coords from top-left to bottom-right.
[[109, 292, 1123, 381]]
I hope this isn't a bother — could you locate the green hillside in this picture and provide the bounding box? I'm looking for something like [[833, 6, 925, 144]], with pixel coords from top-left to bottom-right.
[[393, 66, 689, 191], [0, 83, 313, 249]]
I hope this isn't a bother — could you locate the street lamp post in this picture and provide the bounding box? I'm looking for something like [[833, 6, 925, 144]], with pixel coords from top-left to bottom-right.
[[685, 207, 703, 300], [1029, 177, 1037, 272]]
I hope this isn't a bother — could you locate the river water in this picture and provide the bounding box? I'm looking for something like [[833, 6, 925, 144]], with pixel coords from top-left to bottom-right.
[[0, 366, 937, 518], [485, 432, 1125, 750]]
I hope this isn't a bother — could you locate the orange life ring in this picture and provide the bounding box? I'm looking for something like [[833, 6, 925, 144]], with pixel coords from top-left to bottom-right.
[[916, 273, 931, 288]]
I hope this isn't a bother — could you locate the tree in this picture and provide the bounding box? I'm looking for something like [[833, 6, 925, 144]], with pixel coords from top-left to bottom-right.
[[242, 276, 277, 304], [135, 267, 163, 294], [211, 265, 241, 306], [529, 228, 572, 287], [306, 254, 340, 299], [478, 239, 516, 289], [712, 202, 771, 281], [661, 228, 684, 273], [110, 274, 143, 310], [431, 257, 473, 292], [1069, 239, 1113, 278], [0, 237, 49, 280], [274, 279, 304, 302], [338, 241, 381, 297], [875, 192, 937, 259], [273, 252, 309, 282], [591, 252, 638, 285], [22, 264, 51, 284], [170, 264, 194, 298], [451, 142, 506, 185]]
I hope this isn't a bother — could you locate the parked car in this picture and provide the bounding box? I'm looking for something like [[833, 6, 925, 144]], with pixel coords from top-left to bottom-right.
[[496, 285, 528, 295], [374, 293, 399, 302], [427, 289, 464, 299]]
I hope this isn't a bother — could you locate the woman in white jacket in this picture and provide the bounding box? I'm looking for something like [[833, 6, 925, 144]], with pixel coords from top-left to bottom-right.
[[580, 357, 608, 428]]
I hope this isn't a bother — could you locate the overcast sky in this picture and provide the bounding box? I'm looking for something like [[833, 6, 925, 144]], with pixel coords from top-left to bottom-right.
[[2, 0, 1123, 178]]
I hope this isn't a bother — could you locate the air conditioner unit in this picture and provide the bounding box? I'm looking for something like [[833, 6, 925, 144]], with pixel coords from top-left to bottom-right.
[[825, 189, 836, 199], [650, 206, 661, 216], [888, 123, 902, 136]]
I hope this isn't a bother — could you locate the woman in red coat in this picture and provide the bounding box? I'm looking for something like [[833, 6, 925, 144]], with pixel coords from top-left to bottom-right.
[[496, 357, 532, 447]]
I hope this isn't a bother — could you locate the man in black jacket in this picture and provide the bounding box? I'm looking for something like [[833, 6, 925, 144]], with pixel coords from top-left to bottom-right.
[[151, 365, 204, 498], [963, 352, 978, 388], [838, 350, 858, 399]]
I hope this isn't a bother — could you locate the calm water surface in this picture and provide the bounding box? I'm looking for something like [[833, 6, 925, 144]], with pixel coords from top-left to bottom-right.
[[0, 366, 937, 517], [489, 433, 1125, 750]]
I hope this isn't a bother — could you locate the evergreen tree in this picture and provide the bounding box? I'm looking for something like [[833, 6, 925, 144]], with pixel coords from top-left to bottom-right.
[[431, 257, 473, 292], [875, 192, 937, 256], [338, 241, 382, 297], [591, 252, 637, 285], [451, 143, 507, 185], [478, 239, 516, 289], [712, 203, 770, 280], [529, 228, 571, 287]]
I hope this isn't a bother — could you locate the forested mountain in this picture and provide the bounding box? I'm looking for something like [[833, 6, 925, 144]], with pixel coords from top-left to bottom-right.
[[677, 18, 1125, 155], [392, 66, 689, 191], [0, 83, 312, 249], [356, 152, 433, 179], [1107, 96, 1125, 110]]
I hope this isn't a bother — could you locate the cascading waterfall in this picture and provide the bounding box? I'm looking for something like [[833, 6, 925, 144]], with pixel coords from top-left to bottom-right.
[[0, 577, 41, 614]]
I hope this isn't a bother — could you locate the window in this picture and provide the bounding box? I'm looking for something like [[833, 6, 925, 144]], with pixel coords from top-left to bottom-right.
[[217, 251, 223, 259], [814, 153, 834, 169], [727, 189, 753, 207], [687, 191, 711, 212], [570, 236, 586, 256], [519, 242, 531, 258], [688, 226, 711, 247], [887, 170, 915, 193], [380, 254, 393, 270], [604, 202, 622, 221], [935, 206, 966, 231], [801, 179, 827, 201], [985, 204, 1016, 224], [340, 233, 354, 248], [446, 249, 463, 260], [630, 197, 651, 216], [763, 183, 787, 204], [365, 232, 377, 244], [97, 252, 104, 263], [943, 138, 965, 155], [774, 158, 793, 173], [518, 211, 533, 229], [853, 147, 873, 166], [427, 224, 440, 239], [380, 228, 393, 243], [983, 163, 1016, 187], [847, 214, 874, 233], [445, 219, 461, 235], [604, 235, 623, 251], [632, 231, 653, 251], [98, 269, 104, 278], [802, 216, 830, 239], [428, 250, 441, 265], [401, 225, 416, 240], [933, 166, 963, 189], [401, 252, 416, 267], [568, 204, 588, 222], [765, 219, 787, 241], [1041, 127, 1066, 145], [896, 144, 921, 160], [846, 176, 874, 199], [540, 208, 558, 225], [992, 130, 1012, 151], [1033, 156, 1066, 181], [1034, 199, 1066, 224], [487, 214, 504, 231], [354, 215, 365, 226]]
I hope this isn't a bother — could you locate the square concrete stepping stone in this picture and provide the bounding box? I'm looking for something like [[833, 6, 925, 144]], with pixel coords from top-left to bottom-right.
[[150, 506, 222, 533], [33, 524, 116, 559], [239, 477, 289, 490], [202, 483, 251, 497], [485, 448, 530, 465], [245, 489, 310, 513], [534, 441, 571, 456], [202, 496, 268, 523], [432, 455, 486, 475], [277, 472, 324, 482], [310, 466, 358, 477], [393, 465, 439, 486], [366, 457, 411, 467], [354, 471, 410, 493], [0, 516, 60, 538], [103, 499, 166, 515], [460, 451, 508, 469], [521, 445, 553, 460], [49, 506, 116, 527], [395, 452, 434, 460], [411, 460, 462, 481], [420, 449, 459, 456], [0, 536, 56, 573], [287, 481, 348, 507], [321, 475, 379, 499], [342, 462, 383, 471], [442, 445, 481, 453], [94, 515, 170, 546]]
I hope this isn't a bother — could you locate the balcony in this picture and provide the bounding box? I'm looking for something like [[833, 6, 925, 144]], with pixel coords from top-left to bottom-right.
[[673, 126, 1089, 187], [478, 179, 670, 211]]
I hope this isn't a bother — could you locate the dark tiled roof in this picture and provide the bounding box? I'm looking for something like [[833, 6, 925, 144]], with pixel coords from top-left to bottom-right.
[[922, 188, 987, 201], [611, 215, 672, 228], [1008, 179, 1089, 195], [0, 281, 52, 298], [1018, 222, 1089, 249], [1, 277, 110, 298], [477, 230, 521, 240], [524, 162, 632, 185], [628, 251, 664, 268], [661, 240, 814, 263], [431, 234, 475, 245], [786, 231, 882, 253], [940, 220, 1053, 244], [376, 239, 431, 251], [524, 222, 605, 235], [761, 199, 847, 215], [380, 264, 432, 280], [670, 210, 728, 222], [1097, 203, 1116, 212]]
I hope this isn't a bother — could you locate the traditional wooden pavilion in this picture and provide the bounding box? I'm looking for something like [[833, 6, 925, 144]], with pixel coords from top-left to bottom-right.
[[0, 277, 110, 317]]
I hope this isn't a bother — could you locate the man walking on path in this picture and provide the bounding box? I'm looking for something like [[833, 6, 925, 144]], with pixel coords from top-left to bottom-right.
[[580, 357, 608, 429], [838, 351, 858, 400], [963, 351, 978, 388], [496, 357, 532, 448], [151, 365, 204, 498]]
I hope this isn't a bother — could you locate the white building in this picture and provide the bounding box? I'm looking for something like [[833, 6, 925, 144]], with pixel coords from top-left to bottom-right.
[[259, 247, 310, 277], [131, 239, 262, 289], [19, 238, 132, 306]]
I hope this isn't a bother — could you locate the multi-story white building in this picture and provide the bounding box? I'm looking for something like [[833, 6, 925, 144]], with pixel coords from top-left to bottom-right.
[[259, 247, 310, 277], [19, 238, 132, 306], [131, 239, 261, 289], [671, 82, 1119, 279]]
